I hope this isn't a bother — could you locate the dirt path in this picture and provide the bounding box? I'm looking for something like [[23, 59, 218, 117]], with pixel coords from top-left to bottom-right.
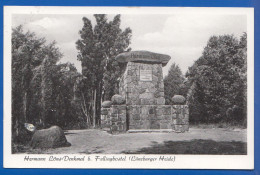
[[29, 128, 246, 154]]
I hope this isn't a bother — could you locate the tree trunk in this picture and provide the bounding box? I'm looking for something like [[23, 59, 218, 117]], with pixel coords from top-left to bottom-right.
[[93, 89, 96, 128], [23, 92, 27, 123], [186, 82, 196, 105]]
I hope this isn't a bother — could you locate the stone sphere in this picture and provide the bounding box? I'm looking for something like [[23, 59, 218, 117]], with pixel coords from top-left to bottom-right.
[[101, 101, 113, 108], [111, 94, 125, 105], [171, 95, 186, 105]]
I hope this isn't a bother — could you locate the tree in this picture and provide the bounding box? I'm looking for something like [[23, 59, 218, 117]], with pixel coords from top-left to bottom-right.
[[76, 14, 132, 127], [12, 26, 46, 142], [12, 26, 83, 145], [186, 34, 247, 125], [51, 62, 81, 128], [164, 63, 186, 104]]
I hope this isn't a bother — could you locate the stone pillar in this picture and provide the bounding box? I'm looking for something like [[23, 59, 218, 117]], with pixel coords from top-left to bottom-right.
[[172, 105, 189, 132], [119, 62, 165, 105], [108, 105, 127, 134]]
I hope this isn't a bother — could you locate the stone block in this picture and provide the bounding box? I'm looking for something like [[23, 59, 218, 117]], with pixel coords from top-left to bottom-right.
[[140, 99, 149, 105], [160, 122, 171, 129], [177, 113, 185, 119], [101, 109, 109, 115], [140, 114, 148, 120], [183, 125, 189, 131], [172, 107, 176, 114], [110, 113, 118, 118], [156, 114, 163, 120], [148, 88, 157, 93], [138, 88, 146, 94], [174, 118, 187, 125], [171, 124, 175, 130], [152, 75, 158, 82], [156, 107, 163, 116], [133, 114, 140, 120], [132, 106, 140, 115], [174, 125, 189, 133], [116, 121, 122, 125], [156, 97, 165, 105], [119, 109, 126, 115], [148, 99, 156, 105], [140, 93, 154, 99], [116, 105, 126, 110], [132, 122, 142, 129], [150, 120, 160, 129], [172, 113, 177, 119], [118, 124, 126, 132], [110, 125, 118, 132], [125, 77, 132, 84], [163, 106, 171, 115], [148, 114, 156, 120], [111, 107, 118, 114], [110, 117, 118, 122], [127, 70, 133, 76], [159, 82, 164, 89], [118, 114, 126, 121], [162, 115, 172, 121], [184, 105, 189, 113], [175, 107, 181, 114], [141, 106, 148, 115], [129, 119, 135, 126], [101, 115, 106, 120], [148, 106, 155, 114], [142, 120, 150, 129], [139, 83, 148, 89]]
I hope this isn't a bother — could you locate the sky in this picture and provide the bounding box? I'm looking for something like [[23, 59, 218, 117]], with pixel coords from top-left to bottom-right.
[[12, 13, 247, 76]]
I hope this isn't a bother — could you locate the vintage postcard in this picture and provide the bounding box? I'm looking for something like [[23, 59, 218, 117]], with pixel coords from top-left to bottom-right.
[[3, 6, 254, 169]]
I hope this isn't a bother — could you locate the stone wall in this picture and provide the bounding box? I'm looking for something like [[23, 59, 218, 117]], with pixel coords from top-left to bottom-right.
[[119, 62, 165, 105], [101, 104, 189, 133], [101, 108, 110, 130], [101, 105, 127, 134], [128, 105, 189, 132]]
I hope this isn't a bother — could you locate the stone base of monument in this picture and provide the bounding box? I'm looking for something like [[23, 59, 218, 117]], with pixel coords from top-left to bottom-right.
[[101, 105, 189, 134]]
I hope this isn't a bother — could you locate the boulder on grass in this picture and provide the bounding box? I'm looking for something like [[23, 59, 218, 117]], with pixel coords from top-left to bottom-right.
[[101, 101, 113, 108], [172, 95, 186, 105], [111, 94, 125, 105], [30, 126, 71, 149]]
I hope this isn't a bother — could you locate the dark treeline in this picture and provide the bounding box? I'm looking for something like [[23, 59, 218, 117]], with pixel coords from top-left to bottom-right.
[[12, 26, 82, 143], [12, 14, 247, 144], [12, 14, 132, 144], [166, 33, 247, 126]]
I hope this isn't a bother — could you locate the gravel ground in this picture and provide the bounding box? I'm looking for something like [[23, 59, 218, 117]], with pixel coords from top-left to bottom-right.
[[25, 128, 247, 154]]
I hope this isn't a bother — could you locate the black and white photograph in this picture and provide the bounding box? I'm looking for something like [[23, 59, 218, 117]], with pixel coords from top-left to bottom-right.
[[3, 6, 254, 169]]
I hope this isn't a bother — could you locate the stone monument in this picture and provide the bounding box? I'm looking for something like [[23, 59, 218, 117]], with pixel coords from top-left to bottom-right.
[[101, 51, 189, 133]]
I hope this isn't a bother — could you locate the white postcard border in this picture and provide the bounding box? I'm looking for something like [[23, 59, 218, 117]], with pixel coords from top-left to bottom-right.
[[3, 6, 254, 169]]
